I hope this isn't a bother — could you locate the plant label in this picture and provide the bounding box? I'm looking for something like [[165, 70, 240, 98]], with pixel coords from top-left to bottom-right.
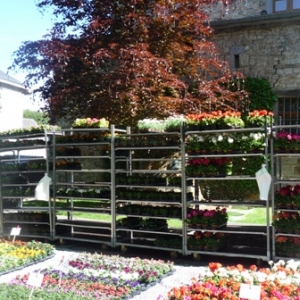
[[10, 227, 21, 236], [239, 283, 261, 300], [27, 272, 44, 287]]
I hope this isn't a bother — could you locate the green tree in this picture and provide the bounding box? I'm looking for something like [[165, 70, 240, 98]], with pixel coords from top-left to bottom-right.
[[23, 109, 49, 125], [11, 0, 246, 126], [244, 78, 278, 111]]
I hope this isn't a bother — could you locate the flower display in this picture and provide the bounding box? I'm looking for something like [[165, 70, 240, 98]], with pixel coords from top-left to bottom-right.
[[244, 109, 274, 127], [72, 117, 109, 128], [0, 239, 54, 273], [185, 110, 244, 130], [276, 236, 300, 257], [273, 211, 300, 234], [9, 252, 174, 299], [214, 111, 244, 129], [275, 184, 300, 209], [166, 260, 300, 300], [185, 207, 228, 228], [185, 112, 219, 130], [273, 131, 300, 152], [187, 231, 228, 251], [186, 131, 266, 154], [186, 157, 233, 177]]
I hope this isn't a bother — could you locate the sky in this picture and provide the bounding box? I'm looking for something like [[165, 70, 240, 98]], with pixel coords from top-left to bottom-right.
[[0, 0, 54, 109]]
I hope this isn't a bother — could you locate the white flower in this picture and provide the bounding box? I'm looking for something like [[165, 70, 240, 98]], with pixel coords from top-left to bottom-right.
[[228, 137, 234, 143], [211, 137, 217, 144], [217, 135, 223, 141]]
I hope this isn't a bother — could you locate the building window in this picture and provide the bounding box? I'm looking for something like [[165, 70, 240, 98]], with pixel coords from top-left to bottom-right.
[[276, 97, 300, 133], [274, 0, 300, 12], [234, 55, 240, 68]]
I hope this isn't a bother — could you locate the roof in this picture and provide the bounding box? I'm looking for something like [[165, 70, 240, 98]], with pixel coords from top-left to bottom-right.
[[0, 69, 29, 94], [23, 118, 39, 129]]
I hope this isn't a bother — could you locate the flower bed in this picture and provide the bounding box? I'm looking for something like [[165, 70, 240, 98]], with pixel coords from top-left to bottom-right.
[[0, 239, 54, 274], [167, 260, 300, 300], [5, 252, 174, 300]]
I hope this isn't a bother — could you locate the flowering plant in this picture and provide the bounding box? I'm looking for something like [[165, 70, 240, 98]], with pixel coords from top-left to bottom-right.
[[72, 117, 109, 128], [137, 118, 166, 132], [273, 131, 300, 152], [186, 157, 232, 177], [275, 184, 300, 209], [273, 211, 300, 233], [187, 231, 228, 250], [244, 109, 274, 127], [215, 111, 244, 129], [239, 131, 266, 152], [185, 206, 228, 228], [276, 235, 300, 257], [10, 252, 174, 299], [167, 260, 300, 299], [185, 112, 218, 130], [0, 239, 54, 273]]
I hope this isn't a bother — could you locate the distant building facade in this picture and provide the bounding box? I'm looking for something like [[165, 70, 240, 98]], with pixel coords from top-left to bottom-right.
[[209, 0, 300, 177], [209, 0, 300, 128], [0, 70, 29, 132]]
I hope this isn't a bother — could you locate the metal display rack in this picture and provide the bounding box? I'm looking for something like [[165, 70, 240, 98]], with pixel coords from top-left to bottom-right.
[[0, 131, 51, 239], [51, 125, 125, 246], [270, 124, 300, 260], [113, 126, 185, 256], [183, 126, 271, 262], [0, 124, 280, 261]]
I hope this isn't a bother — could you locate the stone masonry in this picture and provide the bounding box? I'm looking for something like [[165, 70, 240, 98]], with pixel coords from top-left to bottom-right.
[[207, 0, 300, 178]]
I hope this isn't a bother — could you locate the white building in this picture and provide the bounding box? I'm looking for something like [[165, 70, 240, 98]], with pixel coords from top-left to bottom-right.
[[0, 70, 29, 132]]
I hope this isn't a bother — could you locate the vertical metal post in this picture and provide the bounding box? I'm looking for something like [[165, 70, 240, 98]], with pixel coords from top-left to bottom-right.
[[110, 124, 116, 247]]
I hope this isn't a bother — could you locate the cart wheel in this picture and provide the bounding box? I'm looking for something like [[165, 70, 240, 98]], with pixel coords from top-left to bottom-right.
[[101, 244, 108, 251], [120, 245, 128, 253], [170, 251, 178, 259], [192, 253, 201, 260]]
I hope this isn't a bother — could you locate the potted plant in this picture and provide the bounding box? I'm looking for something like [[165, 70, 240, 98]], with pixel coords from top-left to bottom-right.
[[272, 211, 300, 233], [137, 118, 165, 133], [187, 231, 204, 250], [275, 184, 300, 209], [72, 118, 109, 128], [273, 131, 293, 152], [185, 207, 228, 228], [275, 235, 297, 257], [185, 112, 218, 131], [244, 110, 274, 128], [215, 111, 244, 129], [164, 116, 185, 132]]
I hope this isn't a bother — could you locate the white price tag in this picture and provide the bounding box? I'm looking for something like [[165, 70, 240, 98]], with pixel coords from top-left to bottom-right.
[[27, 272, 44, 287], [10, 227, 21, 236], [239, 283, 261, 300]]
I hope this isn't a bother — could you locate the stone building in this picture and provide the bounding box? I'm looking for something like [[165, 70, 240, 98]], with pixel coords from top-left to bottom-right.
[[208, 0, 300, 178]]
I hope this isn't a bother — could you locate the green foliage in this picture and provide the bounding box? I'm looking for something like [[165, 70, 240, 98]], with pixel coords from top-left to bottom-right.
[[0, 284, 90, 299], [23, 109, 49, 125], [244, 78, 278, 111], [201, 156, 267, 200]]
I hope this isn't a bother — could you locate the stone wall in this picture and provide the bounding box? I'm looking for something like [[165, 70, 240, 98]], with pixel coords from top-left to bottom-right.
[[212, 22, 300, 91], [205, 0, 269, 21]]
